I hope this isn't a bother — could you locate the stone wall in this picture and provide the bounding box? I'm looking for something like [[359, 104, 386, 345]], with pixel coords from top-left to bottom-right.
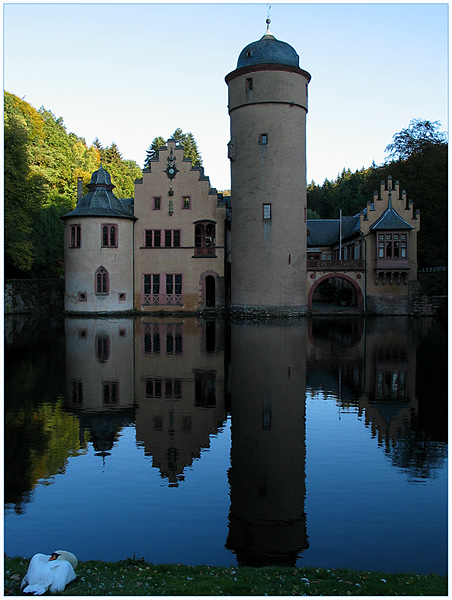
[[408, 281, 447, 317], [4, 279, 64, 314]]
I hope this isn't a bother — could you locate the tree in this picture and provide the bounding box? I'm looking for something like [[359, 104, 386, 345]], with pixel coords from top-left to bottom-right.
[[143, 136, 166, 169], [143, 128, 202, 169], [385, 119, 447, 161], [4, 100, 45, 275]]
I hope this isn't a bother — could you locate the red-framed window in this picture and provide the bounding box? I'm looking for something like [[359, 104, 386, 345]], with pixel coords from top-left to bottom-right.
[[142, 273, 182, 306], [70, 225, 81, 248], [377, 233, 408, 258], [95, 266, 109, 295], [144, 229, 161, 247], [101, 224, 118, 247], [164, 230, 181, 247], [194, 223, 215, 248]]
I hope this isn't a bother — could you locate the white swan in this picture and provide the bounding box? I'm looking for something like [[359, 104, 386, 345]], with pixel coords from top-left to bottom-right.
[[21, 551, 77, 595]]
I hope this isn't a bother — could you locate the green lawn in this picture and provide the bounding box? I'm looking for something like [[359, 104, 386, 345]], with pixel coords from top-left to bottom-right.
[[4, 556, 447, 596]]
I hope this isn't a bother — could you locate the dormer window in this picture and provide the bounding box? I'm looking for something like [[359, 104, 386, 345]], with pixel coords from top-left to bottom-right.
[[246, 50, 253, 58]]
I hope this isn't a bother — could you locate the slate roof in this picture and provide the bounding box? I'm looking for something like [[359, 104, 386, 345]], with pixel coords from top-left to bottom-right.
[[62, 165, 136, 220], [307, 215, 360, 247], [370, 197, 413, 231], [237, 32, 300, 69]]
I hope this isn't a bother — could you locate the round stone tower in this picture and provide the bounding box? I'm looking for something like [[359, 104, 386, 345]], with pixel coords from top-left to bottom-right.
[[225, 20, 311, 316]]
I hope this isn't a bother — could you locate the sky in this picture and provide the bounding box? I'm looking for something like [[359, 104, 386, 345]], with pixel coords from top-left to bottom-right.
[[3, 2, 449, 190]]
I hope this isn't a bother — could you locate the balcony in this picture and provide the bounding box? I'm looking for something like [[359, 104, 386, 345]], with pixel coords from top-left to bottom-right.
[[193, 246, 216, 257], [307, 259, 365, 271]]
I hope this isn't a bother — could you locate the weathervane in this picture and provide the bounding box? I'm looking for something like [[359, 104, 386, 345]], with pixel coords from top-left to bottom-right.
[[266, 4, 271, 33]]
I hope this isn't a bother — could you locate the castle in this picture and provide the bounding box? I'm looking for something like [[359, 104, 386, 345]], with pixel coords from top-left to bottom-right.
[[62, 22, 420, 316]]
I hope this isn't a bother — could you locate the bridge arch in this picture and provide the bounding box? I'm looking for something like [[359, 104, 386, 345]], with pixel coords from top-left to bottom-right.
[[307, 273, 364, 312]]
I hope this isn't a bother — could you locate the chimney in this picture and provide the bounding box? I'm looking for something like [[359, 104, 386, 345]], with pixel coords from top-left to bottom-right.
[[77, 177, 83, 203]]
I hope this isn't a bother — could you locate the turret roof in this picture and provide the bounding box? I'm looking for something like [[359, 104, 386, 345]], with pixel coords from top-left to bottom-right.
[[62, 165, 136, 220], [236, 20, 300, 69]]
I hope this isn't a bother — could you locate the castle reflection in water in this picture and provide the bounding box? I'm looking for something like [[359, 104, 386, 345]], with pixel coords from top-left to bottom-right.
[[57, 315, 442, 566]]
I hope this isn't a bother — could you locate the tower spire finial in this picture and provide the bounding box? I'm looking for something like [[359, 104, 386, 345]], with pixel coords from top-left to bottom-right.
[[266, 4, 271, 34]]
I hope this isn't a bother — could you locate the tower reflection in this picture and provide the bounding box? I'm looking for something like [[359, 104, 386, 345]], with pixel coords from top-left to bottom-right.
[[226, 322, 309, 566]]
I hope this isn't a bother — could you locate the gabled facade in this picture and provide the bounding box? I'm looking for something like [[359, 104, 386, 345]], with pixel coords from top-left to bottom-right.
[[133, 139, 227, 313], [306, 175, 420, 314]]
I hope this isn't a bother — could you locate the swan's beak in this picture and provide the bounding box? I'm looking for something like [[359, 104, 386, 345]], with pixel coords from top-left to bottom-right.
[[49, 553, 59, 561]]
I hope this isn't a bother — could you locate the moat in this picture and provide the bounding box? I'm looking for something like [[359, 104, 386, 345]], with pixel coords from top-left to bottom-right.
[[4, 315, 447, 575]]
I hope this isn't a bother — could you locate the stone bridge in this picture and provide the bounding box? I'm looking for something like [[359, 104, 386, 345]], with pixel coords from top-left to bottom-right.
[[307, 259, 366, 312]]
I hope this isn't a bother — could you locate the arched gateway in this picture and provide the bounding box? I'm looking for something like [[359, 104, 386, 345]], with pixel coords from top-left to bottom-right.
[[307, 272, 365, 312]]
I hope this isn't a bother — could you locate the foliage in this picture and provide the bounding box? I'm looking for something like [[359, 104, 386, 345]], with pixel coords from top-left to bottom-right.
[[385, 118, 447, 161], [307, 120, 448, 267], [97, 141, 142, 198], [4, 91, 142, 277], [4, 558, 447, 596], [143, 127, 202, 169]]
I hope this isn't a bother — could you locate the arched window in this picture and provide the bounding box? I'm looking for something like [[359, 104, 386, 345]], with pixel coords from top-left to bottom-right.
[[194, 221, 216, 256], [95, 266, 109, 295], [101, 223, 118, 247]]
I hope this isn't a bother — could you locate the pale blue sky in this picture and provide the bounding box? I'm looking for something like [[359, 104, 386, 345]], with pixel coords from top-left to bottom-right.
[[3, 2, 449, 190]]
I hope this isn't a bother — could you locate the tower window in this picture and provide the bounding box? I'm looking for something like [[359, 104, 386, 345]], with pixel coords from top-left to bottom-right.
[[259, 133, 268, 145], [101, 224, 118, 247], [246, 49, 253, 58], [70, 225, 81, 248], [263, 204, 271, 220], [95, 266, 109, 295], [246, 78, 253, 91]]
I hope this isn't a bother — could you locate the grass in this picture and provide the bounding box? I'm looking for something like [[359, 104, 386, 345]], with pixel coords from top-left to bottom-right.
[[4, 555, 447, 596]]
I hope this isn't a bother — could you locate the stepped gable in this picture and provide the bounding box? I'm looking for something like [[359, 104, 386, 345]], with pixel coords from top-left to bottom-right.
[[62, 164, 136, 220]]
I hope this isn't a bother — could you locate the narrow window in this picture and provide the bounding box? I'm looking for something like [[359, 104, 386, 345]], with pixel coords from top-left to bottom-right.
[[102, 225, 109, 246], [173, 230, 181, 247], [152, 274, 160, 295], [166, 274, 173, 295], [154, 230, 161, 247], [165, 230, 172, 247], [70, 225, 81, 248], [95, 267, 109, 295], [263, 204, 271, 220], [145, 230, 153, 247], [182, 196, 191, 209], [246, 77, 253, 91], [143, 274, 152, 295], [195, 224, 203, 247], [110, 225, 116, 247], [175, 274, 182, 295], [153, 197, 161, 210], [259, 133, 268, 145], [246, 49, 252, 58]]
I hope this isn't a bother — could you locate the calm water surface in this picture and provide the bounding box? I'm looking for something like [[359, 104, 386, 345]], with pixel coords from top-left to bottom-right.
[[4, 316, 447, 574]]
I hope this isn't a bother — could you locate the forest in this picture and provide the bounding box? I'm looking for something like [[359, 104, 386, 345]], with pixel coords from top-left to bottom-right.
[[4, 90, 447, 278]]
